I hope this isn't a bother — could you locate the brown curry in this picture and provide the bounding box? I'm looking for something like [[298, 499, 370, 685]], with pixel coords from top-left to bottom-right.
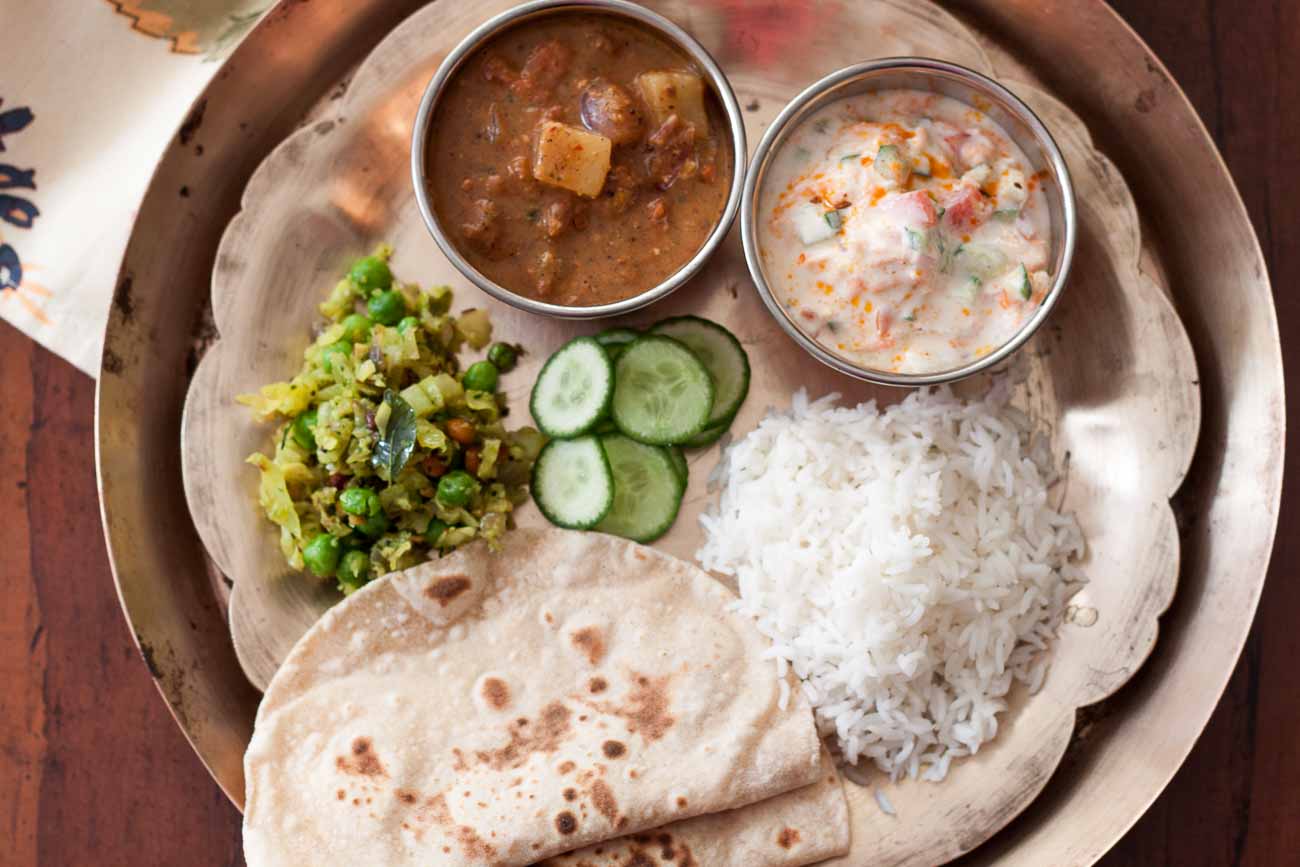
[[428, 13, 732, 306]]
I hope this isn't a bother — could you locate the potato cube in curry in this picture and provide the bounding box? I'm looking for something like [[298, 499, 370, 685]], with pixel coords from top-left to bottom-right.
[[533, 121, 612, 198], [635, 70, 709, 135]]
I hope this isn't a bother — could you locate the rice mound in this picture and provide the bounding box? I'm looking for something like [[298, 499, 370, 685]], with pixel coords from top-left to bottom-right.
[[697, 387, 1085, 782]]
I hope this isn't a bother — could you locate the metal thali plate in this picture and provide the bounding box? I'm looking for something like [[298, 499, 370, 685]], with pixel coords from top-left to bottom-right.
[[95, 1, 1282, 863]]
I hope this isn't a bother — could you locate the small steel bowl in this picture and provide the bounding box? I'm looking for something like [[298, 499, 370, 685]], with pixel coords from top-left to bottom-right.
[[741, 58, 1077, 386], [411, 0, 746, 319]]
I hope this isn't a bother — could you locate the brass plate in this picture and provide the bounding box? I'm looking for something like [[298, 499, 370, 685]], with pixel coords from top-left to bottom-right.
[[96, 1, 1282, 864]]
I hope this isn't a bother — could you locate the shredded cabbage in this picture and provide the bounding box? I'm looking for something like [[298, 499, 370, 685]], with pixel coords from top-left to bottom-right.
[[240, 251, 537, 596], [247, 453, 303, 566]]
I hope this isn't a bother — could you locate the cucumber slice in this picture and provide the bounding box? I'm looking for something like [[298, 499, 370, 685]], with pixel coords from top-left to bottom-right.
[[595, 328, 638, 363], [595, 327, 639, 347], [680, 418, 731, 448], [529, 336, 613, 438], [961, 243, 1009, 280], [611, 336, 714, 445], [793, 202, 836, 245], [666, 446, 688, 487], [873, 144, 910, 185], [531, 436, 613, 530], [595, 434, 685, 543], [650, 316, 751, 427]]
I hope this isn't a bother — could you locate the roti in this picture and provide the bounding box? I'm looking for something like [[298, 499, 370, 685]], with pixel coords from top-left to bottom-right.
[[243, 529, 824, 865], [540, 745, 850, 867]]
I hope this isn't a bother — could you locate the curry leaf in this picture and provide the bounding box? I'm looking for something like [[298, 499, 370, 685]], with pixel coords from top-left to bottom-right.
[[371, 390, 417, 482]]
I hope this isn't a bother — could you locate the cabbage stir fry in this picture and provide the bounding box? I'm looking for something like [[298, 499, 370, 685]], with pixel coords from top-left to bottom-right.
[[239, 246, 542, 594]]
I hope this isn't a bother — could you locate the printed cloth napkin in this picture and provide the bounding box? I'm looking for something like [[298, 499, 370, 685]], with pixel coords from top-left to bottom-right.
[[0, 0, 268, 376]]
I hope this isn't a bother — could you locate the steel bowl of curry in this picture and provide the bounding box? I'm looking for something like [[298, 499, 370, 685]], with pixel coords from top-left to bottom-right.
[[412, 0, 746, 318]]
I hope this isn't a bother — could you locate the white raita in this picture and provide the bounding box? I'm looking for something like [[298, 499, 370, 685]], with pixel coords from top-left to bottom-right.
[[697, 387, 1084, 782]]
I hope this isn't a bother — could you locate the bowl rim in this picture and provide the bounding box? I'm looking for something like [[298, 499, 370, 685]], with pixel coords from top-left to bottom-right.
[[740, 56, 1078, 386], [410, 0, 747, 319]]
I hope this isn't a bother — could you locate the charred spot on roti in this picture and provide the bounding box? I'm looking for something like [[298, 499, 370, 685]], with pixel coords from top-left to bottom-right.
[[589, 672, 675, 742], [777, 827, 802, 849], [602, 740, 627, 759], [412, 793, 498, 859], [570, 626, 607, 665], [559, 760, 576, 774], [480, 676, 511, 710], [336, 789, 345, 800], [624, 852, 656, 867], [590, 779, 619, 822], [472, 701, 572, 770], [676, 795, 687, 809], [335, 737, 387, 777], [588, 676, 608, 694], [454, 824, 497, 860], [657, 832, 678, 859], [416, 793, 452, 826], [563, 787, 577, 801], [396, 789, 418, 805], [555, 810, 578, 835], [425, 575, 472, 606], [541, 702, 570, 732], [624, 674, 674, 740]]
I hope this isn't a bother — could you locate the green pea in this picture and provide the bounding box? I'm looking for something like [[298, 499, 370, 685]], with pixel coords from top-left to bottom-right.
[[426, 517, 449, 548], [302, 533, 341, 577], [290, 410, 317, 451], [397, 315, 420, 334], [436, 470, 479, 507], [322, 339, 353, 373], [462, 360, 499, 393], [356, 511, 391, 538], [339, 487, 380, 517], [367, 289, 407, 326], [487, 342, 518, 372], [336, 550, 370, 591], [340, 313, 372, 342], [349, 256, 392, 292]]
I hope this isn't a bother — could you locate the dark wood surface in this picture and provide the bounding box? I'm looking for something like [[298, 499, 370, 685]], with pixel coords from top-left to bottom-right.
[[1, 1, 1295, 864]]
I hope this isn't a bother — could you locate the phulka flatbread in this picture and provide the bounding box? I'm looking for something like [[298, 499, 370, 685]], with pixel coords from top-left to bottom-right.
[[243, 529, 823, 866], [540, 745, 850, 867]]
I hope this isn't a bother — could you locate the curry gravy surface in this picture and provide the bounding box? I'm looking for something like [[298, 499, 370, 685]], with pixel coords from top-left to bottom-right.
[[428, 13, 732, 306]]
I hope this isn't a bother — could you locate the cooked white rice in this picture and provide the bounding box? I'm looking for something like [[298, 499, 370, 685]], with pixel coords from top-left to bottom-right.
[[697, 387, 1085, 782]]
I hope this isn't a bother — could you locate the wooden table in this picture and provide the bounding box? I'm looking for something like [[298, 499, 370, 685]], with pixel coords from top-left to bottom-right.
[[2, 1, 1295, 863]]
